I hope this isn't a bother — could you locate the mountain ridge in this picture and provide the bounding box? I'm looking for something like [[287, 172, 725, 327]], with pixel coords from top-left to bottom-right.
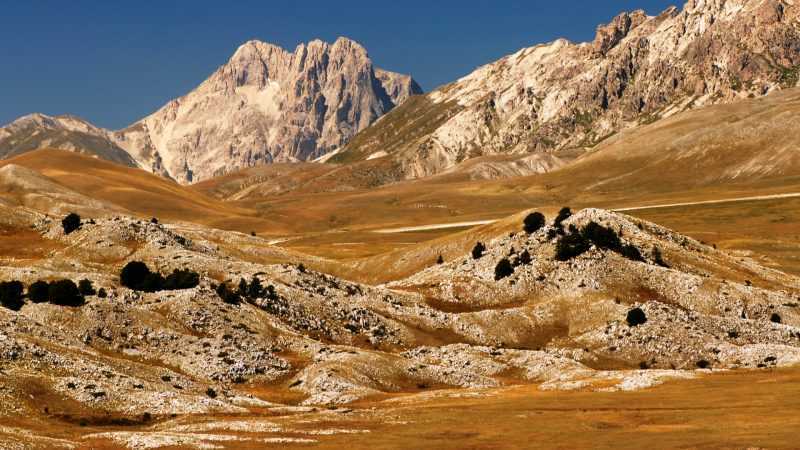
[[0, 37, 423, 183], [332, 0, 800, 183]]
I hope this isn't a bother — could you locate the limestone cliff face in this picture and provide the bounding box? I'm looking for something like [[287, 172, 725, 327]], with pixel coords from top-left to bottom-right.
[[338, 0, 800, 180], [112, 38, 422, 183]]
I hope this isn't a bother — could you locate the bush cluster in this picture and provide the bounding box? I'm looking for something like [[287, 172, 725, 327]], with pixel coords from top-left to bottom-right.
[[215, 276, 276, 305], [0, 278, 91, 310], [555, 221, 643, 262], [120, 262, 199, 293]]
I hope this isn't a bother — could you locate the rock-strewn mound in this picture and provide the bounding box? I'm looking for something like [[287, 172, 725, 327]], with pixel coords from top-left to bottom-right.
[[1, 207, 798, 422]]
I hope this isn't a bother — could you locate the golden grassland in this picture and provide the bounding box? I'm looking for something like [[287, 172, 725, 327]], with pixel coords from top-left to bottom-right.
[[6, 368, 800, 449]]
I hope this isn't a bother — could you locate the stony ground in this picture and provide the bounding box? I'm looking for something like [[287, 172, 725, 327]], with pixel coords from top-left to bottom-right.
[[1, 205, 799, 448]]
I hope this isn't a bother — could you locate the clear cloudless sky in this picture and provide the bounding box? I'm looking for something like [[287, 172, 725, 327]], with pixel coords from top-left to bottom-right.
[[0, 0, 678, 129]]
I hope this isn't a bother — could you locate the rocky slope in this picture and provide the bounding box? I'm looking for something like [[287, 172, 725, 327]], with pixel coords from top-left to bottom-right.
[[0, 38, 422, 183], [334, 0, 800, 182], [1, 202, 799, 436]]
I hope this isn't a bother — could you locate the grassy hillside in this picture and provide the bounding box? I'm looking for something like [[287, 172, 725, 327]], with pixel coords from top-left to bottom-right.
[[0, 149, 280, 234]]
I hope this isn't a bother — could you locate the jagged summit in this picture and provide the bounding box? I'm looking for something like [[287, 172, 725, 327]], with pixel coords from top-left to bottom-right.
[[112, 36, 421, 183]]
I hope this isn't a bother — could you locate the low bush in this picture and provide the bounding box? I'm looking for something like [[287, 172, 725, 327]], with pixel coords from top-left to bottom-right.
[[97, 287, 108, 298], [120, 261, 151, 290], [554, 221, 644, 263], [0, 281, 25, 311], [517, 249, 532, 265], [652, 247, 669, 268], [247, 276, 265, 299], [215, 282, 241, 305], [554, 207, 572, 228], [436, 255, 444, 265], [62, 213, 81, 235], [626, 307, 647, 327], [770, 313, 782, 324], [494, 258, 514, 281], [523, 212, 546, 234], [620, 244, 644, 262], [48, 280, 84, 307], [28, 280, 50, 303], [120, 262, 199, 293], [163, 269, 200, 290], [471, 242, 486, 260], [78, 279, 96, 296], [582, 221, 622, 251], [555, 232, 591, 261]]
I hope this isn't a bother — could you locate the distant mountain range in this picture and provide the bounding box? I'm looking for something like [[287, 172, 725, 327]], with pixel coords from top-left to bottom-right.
[[2, 0, 799, 185], [0, 37, 422, 183]]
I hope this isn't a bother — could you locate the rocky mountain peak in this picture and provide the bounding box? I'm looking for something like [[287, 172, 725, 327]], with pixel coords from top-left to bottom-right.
[[592, 10, 649, 56], [108, 37, 421, 183]]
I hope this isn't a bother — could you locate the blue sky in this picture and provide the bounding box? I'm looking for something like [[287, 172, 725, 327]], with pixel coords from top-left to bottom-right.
[[0, 0, 677, 129]]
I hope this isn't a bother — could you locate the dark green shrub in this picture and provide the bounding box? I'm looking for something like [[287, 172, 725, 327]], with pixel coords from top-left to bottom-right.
[[554, 207, 572, 228], [150, 217, 159, 224], [163, 269, 199, 290], [517, 249, 532, 265], [78, 279, 96, 296], [139, 273, 165, 293], [0, 281, 25, 311], [247, 276, 264, 299], [494, 258, 514, 280], [97, 288, 108, 298], [523, 212, 546, 234], [555, 232, 591, 261], [120, 261, 151, 290], [582, 222, 622, 251], [28, 280, 50, 303], [626, 307, 647, 327], [770, 313, 782, 324], [436, 255, 444, 265], [653, 247, 669, 268], [215, 282, 240, 305], [48, 280, 84, 307], [620, 244, 644, 262], [122, 262, 197, 292], [62, 213, 82, 235], [471, 242, 486, 260], [237, 278, 249, 297]]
